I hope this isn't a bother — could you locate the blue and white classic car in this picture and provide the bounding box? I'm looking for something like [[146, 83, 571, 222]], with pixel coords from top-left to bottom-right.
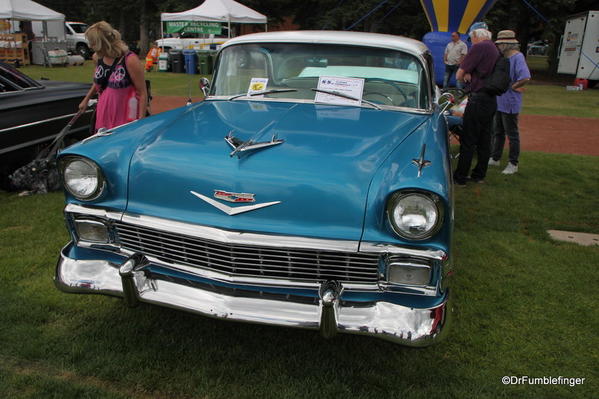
[[55, 31, 453, 346]]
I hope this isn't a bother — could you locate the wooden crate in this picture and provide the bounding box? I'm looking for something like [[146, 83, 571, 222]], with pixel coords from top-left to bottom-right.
[[0, 33, 30, 65]]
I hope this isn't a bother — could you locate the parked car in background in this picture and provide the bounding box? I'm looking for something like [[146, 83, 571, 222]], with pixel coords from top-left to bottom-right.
[[64, 21, 91, 59], [55, 31, 452, 346], [0, 62, 92, 189], [527, 40, 549, 56]]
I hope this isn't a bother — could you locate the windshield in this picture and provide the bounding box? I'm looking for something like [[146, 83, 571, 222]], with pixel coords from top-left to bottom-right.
[[0, 62, 43, 92], [69, 23, 88, 34], [211, 43, 429, 110]]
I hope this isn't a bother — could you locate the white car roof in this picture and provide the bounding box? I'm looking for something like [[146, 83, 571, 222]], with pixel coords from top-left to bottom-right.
[[222, 30, 429, 57]]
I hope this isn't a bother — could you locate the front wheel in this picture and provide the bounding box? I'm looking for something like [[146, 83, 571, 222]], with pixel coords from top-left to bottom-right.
[[76, 43, 91, 59]]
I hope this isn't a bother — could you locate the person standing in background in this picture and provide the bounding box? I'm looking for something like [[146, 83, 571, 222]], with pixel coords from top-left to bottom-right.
[[78, 21, 147, 132], [443, 31, 468, 89], [489, 30, 531, 175], [454, 24, 501, 185]]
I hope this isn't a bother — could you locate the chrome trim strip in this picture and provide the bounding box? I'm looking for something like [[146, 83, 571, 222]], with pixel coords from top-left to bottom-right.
[[120, 212, 360, 253], [205, 97, 433, 115], [65, 203, 124, 220], [65, 204, 447, 260], [0, 109, 93, 134], [0, 125, 91, 156], [80, 120, 138, 144], [55, 245, 450, 347], [359, 242, 446, 260]]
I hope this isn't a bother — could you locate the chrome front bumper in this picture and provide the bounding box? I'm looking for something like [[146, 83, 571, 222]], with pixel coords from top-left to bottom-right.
[[55, 244, 450, 347]]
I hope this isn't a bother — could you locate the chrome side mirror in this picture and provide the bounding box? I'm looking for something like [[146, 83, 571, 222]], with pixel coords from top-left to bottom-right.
[[199, 77, 210, 97], [437, 92, 455, 113]]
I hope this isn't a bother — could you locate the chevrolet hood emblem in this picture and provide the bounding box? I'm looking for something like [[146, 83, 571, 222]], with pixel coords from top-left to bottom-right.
[[190, 191, 281, 216]]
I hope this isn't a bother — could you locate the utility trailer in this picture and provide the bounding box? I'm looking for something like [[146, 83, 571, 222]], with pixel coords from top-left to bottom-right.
[[557, 11, 599, 85]]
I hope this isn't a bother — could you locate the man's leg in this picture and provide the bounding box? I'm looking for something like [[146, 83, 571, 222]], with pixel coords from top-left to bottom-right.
[[453, 98, 480, 183], [504, 113, 520, 165], [471, 96, 497, 180], [443, 65, 451, 89], [491, 111, 506, 161]]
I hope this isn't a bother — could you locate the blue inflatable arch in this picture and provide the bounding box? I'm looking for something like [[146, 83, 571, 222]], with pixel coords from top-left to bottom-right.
[[420, 0, 497, 86]]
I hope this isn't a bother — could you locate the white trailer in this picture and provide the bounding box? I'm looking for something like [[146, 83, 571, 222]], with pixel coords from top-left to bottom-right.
[[557, 10, 599, 83]]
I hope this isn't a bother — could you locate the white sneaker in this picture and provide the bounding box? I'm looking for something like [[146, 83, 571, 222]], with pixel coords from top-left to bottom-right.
[[502, 163, 518, 174], [488, 158, 500, 166]]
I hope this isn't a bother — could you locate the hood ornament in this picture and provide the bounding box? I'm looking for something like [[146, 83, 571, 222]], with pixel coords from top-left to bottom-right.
[[225, 130, 284, 158], [191, 191, 281, 216], [412, 143, 431, 177]]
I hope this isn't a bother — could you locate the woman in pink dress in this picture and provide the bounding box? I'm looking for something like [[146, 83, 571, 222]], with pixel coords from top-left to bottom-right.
[[78, 21, 147, 132]]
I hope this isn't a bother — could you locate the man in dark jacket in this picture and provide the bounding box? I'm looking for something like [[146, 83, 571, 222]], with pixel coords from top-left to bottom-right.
[[453, 24, 501, 185]]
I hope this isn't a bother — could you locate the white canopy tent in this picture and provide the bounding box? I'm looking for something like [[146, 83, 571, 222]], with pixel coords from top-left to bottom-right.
[[0, 0, 65, 40], [160, 0, 267, 39], [0, 0, 64, 21]]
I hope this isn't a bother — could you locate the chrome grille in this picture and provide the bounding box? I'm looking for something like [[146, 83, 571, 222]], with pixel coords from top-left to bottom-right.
[[113, 221, 380, 283]]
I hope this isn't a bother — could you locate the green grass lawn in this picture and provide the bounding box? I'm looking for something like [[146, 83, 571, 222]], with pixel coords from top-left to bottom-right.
[[521, 85, 599, 118], [526, 55, 549, 72], [19, 60, 207, 99], [17, 60, 599, 118], [1, 151, 598, 398]]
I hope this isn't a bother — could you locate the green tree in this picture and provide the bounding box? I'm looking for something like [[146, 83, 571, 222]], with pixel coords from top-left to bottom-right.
[[486, 0, 597, 74]]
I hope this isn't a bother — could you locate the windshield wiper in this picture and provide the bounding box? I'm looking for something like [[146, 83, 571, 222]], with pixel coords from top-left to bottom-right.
[[310, 88, 381, 110], [228, 89, 298, 101]]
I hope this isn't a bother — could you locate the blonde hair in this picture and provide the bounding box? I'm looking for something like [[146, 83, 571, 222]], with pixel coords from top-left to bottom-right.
[[85, 21, 128, 59]]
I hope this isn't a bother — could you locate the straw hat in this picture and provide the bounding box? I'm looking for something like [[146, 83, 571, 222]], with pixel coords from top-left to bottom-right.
[[495, 30, 519, 44]]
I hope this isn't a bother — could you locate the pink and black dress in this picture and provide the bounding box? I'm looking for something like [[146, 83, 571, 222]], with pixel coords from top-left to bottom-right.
[[93, 51, 139, 131]]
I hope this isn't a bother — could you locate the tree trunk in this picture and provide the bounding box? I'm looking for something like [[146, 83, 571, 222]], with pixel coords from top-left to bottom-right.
[[139, 0, 149, 57], [119, 8, 125, 37], [516, 1, 531, 59]]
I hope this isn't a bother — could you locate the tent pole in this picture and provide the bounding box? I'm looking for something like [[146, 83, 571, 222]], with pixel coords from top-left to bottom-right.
[[265, 23, 268, 32], [160, 20, 164, 51], [228, 18, 231, 38]]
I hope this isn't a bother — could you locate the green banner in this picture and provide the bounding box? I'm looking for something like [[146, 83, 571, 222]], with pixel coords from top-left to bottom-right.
[[165, 21, 222, 35]]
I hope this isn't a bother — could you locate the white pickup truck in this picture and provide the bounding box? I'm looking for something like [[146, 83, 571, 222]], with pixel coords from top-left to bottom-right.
[[64, 21, 91, 59], [156, 33, 229, 51], [31, 20, 91, 59]]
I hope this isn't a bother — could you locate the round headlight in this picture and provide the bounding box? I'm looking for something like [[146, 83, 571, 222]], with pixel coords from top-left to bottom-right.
[[387, 192, 443, 240], [61, 157, 104, 200]]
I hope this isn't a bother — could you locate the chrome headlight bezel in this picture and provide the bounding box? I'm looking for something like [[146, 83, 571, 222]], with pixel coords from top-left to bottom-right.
[[59, 156, 105, 201], [386, 191, 444, 241]]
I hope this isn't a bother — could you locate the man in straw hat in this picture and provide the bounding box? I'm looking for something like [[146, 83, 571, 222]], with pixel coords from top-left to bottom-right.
[[454, 22, 500, 185], [488, 30, 531, 175]]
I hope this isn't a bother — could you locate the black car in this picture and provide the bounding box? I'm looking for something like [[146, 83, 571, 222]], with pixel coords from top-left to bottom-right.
[[0, 62, 93, 189]]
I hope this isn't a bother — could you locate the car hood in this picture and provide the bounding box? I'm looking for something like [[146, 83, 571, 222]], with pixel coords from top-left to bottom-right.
[[126, 100, 427, 240]]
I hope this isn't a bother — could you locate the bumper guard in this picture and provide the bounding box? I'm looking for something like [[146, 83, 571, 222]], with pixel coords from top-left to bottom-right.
[[55, 245, 450, 346]]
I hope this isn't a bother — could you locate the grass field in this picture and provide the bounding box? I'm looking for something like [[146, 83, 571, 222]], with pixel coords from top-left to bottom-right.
[[526, 55, 549, 72], [19, 61, 207, 99], [1, 151, 598, 398], [17, 60, 599, 118]]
